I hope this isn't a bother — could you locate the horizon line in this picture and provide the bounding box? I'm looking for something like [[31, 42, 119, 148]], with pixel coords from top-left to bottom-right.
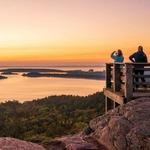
[[0, 64, 105, 68]]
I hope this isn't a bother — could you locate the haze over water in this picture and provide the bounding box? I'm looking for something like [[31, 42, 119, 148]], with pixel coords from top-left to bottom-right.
[[0, 66, 105, 102], [0, 0, 149, 102]]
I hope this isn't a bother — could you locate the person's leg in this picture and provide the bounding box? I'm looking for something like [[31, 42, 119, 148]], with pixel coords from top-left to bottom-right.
[[140, 70, 146, 87], [134, 70, 139, 88], [140, 70, 145, 82]]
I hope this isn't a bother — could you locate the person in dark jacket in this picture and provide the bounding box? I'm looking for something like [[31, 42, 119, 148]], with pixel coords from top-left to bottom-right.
[[129, 46, 148, 87]]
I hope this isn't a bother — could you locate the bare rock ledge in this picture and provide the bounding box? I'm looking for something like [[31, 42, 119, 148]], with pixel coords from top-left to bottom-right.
[[48, 98, 150, 150], [0, 137, 46, 150]]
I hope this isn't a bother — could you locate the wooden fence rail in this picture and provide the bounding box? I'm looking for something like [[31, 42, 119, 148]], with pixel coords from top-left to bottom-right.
[[104, 63, 150, 112]]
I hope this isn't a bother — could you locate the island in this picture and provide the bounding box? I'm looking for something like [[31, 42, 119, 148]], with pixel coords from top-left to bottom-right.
[[0, 75, 8, 79], [0, 68, 105, 80], [1, 71, 18, 75], [22, 70, 105, 80]]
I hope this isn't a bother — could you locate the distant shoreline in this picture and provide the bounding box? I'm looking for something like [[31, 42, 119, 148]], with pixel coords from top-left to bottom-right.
[[23, 72, 105, 80], [0, 75, 7, 80], [0, 68, 105, 80]]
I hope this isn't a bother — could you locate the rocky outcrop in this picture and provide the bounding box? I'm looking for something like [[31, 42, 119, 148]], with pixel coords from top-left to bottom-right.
[[48, 135, 107, 150], [49, 98, 150, 150], [89, 97, 150, 150], [0, 137, 46, 150]]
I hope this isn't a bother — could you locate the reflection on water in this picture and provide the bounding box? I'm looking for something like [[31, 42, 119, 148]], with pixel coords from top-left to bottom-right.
[[0, 74, 105, 102]]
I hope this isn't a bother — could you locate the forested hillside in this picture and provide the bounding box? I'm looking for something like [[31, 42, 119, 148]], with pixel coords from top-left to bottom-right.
[[0, 92, 105, 147]]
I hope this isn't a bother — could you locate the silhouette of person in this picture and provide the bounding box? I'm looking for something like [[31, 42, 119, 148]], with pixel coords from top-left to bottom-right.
[[111, 49, 124, 62], [129, 46, 148, 87]]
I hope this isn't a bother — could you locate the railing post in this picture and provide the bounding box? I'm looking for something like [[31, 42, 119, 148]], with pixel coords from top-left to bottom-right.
[[113, 63, 121, 92], [105, 63, 114, 112], [124, 63, 133, 102], [105, 97, 113, 113], [106, 63, 112, 88]]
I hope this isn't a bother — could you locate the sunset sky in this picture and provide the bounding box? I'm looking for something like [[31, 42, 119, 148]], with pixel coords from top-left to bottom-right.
[[0, 0, 150, 66]]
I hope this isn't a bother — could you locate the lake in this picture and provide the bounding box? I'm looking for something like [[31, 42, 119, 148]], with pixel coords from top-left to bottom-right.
[[0, 66, 105, 102]]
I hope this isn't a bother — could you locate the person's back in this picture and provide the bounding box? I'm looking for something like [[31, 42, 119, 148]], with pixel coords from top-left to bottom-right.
[[129, 46, 148, 88], [111, 49, 124, 63], [129, 46, 148, 63]]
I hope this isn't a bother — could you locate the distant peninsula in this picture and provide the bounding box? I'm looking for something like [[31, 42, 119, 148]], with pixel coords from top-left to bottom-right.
[[23, 70, 105, 80], [1, 71, 18, 75], [0, 68, 105, 80], [0, 75, 7, 80]]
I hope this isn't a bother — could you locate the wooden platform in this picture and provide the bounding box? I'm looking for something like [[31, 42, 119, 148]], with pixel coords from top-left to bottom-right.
[[104, 63, 150, 113]]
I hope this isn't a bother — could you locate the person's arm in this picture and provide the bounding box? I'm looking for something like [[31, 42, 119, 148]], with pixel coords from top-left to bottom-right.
[[145, 54, 148, 62], [129, 53, 135, 62], [111, 51, 116, 59]]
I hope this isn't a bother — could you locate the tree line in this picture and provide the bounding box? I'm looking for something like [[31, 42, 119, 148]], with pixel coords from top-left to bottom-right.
[[0, 92, 105, 147]]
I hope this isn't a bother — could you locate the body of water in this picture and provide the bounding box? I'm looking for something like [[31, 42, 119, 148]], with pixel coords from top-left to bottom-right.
[[0, 66, 105, 102]]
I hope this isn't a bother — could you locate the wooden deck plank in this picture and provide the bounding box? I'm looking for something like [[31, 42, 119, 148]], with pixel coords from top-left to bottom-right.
[[103, 88, 124, 105], [133, 91, 150, 97], [134, 82, 150, 86], [133, 75, 150, 78], [134, 68, 150, 71]]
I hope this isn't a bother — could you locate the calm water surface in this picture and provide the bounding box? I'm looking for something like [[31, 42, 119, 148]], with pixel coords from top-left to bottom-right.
[[0, 66, 105, 102]]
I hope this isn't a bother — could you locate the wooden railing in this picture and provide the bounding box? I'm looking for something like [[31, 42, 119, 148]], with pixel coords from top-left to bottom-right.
[[104, 63, 150, 112]]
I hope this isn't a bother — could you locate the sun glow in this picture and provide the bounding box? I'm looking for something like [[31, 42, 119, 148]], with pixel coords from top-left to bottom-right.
[[0, 0, 150, 66]]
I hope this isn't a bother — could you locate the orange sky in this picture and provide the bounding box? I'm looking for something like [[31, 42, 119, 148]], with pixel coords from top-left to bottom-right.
[[0, 0, 150, 66]]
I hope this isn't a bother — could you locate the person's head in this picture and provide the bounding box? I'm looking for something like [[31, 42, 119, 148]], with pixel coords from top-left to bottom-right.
[[117, 49, 123, 56], [138, 46, 143, 52]]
